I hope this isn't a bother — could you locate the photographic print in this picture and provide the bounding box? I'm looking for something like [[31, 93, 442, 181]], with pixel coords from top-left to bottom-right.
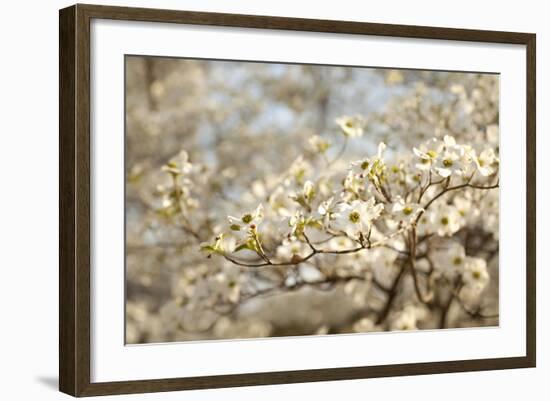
[[125, 56, 500, 344]]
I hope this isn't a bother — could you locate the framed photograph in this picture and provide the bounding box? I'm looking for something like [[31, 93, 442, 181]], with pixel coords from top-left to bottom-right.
[[59, 4, 536, 397]]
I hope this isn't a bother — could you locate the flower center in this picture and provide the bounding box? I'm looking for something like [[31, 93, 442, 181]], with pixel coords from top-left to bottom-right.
[[345, 121, 354, 128], [361, 161, 369, 170], [440, 217, 449, 225], [349, 211, 361, 224], [403, 206, 413, 216], [472, 271, 481, 280], [478, 158, 485, 167], [427, 150, 437, 158], [453, 257, 463, 265], [242, 214, 253, 224], [443, 159, 453, 167]]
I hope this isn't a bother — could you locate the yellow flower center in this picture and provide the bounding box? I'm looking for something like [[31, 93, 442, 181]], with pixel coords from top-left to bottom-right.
[[345, 121, 354, 128], [427, 150, 437, 158], [242, 214, 253, 224], [361, 161, 369, 170], [441, 217, 449, 225], [443, 159, 453, 167], [349, 211, 360, 224], [453, 257, 463, 265], [403, 206, 413, 216], [472, 271, 481, 280]]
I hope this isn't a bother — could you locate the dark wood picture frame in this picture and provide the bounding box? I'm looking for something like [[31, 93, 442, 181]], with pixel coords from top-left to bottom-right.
[[59, 3, 536, 397]]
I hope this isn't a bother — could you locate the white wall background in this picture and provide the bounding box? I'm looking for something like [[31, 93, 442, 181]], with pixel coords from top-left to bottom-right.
[[0, 0, 545, 399]]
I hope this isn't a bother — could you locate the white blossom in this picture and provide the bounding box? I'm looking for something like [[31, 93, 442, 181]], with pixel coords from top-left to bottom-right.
[[308, 135, 330, 153], [462, 257, 490, 292], [331, 198, 383, 240], [228, 204, 264, 232], [353, 317, 377, 332], [161, 150, 193, 176], [212, 265, 243, 303], [335, 115, 365, 138], [390, 305, 426, 331], [289, 180, 316, 209], [434, 150, 464, 177], [430, 203, 462, 237], [475, 148, 498, 176], [430, 241, 466, 278], [276, 238, 310, 261], [391, 197, 423, 225], [413, 138, 443, 170]]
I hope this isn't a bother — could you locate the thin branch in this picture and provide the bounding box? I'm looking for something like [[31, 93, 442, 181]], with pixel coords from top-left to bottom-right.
[[450, 283, 500, 320], [407, 227, 434, 304], [328, 136, 348, 166], [415, 178, 499, 224], [221, 227, 408, 268], [376, 261, 407, 324]]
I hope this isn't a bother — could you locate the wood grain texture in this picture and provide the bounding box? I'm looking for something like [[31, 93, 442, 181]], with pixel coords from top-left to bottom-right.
[[59, 5, 76, 396], [525, 34, 536, 367], [59, 3, 536, 397]]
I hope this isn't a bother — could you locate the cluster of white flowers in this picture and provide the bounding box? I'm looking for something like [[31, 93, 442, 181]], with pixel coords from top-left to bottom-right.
[[198, 115, 499, 335], [155, 150, 204, 219], [413, 135, 498, 179]]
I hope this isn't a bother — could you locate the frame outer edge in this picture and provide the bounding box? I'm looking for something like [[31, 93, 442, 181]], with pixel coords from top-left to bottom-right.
[[75, 3, 93, 397], [59, 5, 78, 397], [60, 4, 93, 397], [75, 3, 533, 43], [525, 34, 536, 367], [59, 3, 537, 397]]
